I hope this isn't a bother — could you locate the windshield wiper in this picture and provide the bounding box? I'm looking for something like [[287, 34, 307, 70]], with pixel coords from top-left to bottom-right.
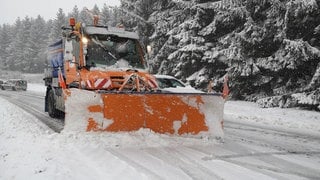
[[91, 37, 117, 60]]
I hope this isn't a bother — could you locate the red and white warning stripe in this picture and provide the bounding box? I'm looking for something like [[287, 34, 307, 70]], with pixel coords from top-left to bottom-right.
[[86, 78, 112, 89], [95, 78, 112, 89], [86, 80, 93, 88], [148, 79, 158, 89]]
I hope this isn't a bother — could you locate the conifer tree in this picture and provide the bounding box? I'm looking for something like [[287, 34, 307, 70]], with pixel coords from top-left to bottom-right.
[[49, 8, 67, 43], [68, 5, 80, 22], [28, 15, 48, 72], [101, 4, 112, 26], [0, 24, 12, 68]]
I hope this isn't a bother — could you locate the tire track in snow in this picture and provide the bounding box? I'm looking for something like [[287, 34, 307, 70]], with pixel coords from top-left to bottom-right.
[[188, 144, 286, 179], [225, 120, 320, 141], [218, 156, 320, 179], [0, 91, 64, 132], [225, 124, 320, 154], [194, 143, 320, 179], [173, 146, 279, 179], [52, 146, 107, 180], [145, 147, 224, 180], [212, 123, 320, 179], [108, 148, 165, 180]]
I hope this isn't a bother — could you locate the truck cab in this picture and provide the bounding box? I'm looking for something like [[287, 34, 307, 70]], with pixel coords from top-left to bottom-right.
[[44, 21, 157, 118]]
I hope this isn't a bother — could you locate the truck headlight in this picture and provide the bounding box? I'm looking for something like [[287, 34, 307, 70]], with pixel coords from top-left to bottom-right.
[[82, 37, 88, 44]]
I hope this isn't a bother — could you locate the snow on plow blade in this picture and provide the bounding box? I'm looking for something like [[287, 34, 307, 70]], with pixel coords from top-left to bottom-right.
[[64, 89, 224, 137]]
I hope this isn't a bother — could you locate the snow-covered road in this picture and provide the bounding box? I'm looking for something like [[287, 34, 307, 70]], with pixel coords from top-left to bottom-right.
[[0, 84, 320, 179]]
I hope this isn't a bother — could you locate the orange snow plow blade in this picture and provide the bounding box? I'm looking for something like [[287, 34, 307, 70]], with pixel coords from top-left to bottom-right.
[[64, 89, 224, 137]]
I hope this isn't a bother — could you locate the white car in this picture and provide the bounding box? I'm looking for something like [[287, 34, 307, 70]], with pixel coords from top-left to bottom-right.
[[153, 75, 203, 93]]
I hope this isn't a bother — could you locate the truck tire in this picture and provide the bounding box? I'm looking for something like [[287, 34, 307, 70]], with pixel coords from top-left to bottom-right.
[[47, 89, 60, 118]]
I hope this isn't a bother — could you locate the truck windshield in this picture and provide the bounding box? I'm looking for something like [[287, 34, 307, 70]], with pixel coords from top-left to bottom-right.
[[85, 35, 145, 69]]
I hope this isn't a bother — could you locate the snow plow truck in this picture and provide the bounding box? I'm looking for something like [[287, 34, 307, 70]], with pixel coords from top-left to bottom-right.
[[44, 18, 225, 137]]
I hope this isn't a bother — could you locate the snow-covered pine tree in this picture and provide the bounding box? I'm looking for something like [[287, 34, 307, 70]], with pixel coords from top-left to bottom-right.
[[91, 4, 101, 25], [48, 8, 67, 43], [148, 1, 192, 76], [110, 6, 122, 27], [121, 0, 320, 109], [6, 17, 29, 72], [20, 16, 35, 72], [99, 5, 122, 27], [150, 1, 238, 89], [120, 0, 156, 47], [0, 24, 13, 69], [68, 5, 80, 22], [28, 15, 48, 73], [101, 4, 112, 26], [2, 19, 21, 71]]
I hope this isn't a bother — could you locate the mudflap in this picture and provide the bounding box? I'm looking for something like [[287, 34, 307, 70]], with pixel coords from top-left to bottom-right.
[[63, 89, 224, 138]]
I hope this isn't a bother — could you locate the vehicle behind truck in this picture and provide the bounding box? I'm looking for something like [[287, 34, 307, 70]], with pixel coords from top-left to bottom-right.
[[1, 79, 27, 91]]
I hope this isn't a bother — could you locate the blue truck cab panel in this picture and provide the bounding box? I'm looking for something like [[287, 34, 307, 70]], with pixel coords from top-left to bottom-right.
[[48, 39, 64, 78]]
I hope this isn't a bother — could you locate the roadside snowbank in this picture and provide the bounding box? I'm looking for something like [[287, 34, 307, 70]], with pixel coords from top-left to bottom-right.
[[225, 101, 320, 136]]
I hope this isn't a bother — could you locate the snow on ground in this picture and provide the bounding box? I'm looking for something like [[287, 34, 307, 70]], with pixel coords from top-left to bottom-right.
[[1, 83, 320, 179], [225, 100, 320, 136], [27, 83, 46, 93], [0, 95, 209, 180]]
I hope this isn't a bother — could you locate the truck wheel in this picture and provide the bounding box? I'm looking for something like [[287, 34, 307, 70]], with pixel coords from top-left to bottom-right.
[[47, 89, 59, 118]]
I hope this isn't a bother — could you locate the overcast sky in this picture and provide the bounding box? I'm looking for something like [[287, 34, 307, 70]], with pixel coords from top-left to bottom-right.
[[0, 0, 120, 24]]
